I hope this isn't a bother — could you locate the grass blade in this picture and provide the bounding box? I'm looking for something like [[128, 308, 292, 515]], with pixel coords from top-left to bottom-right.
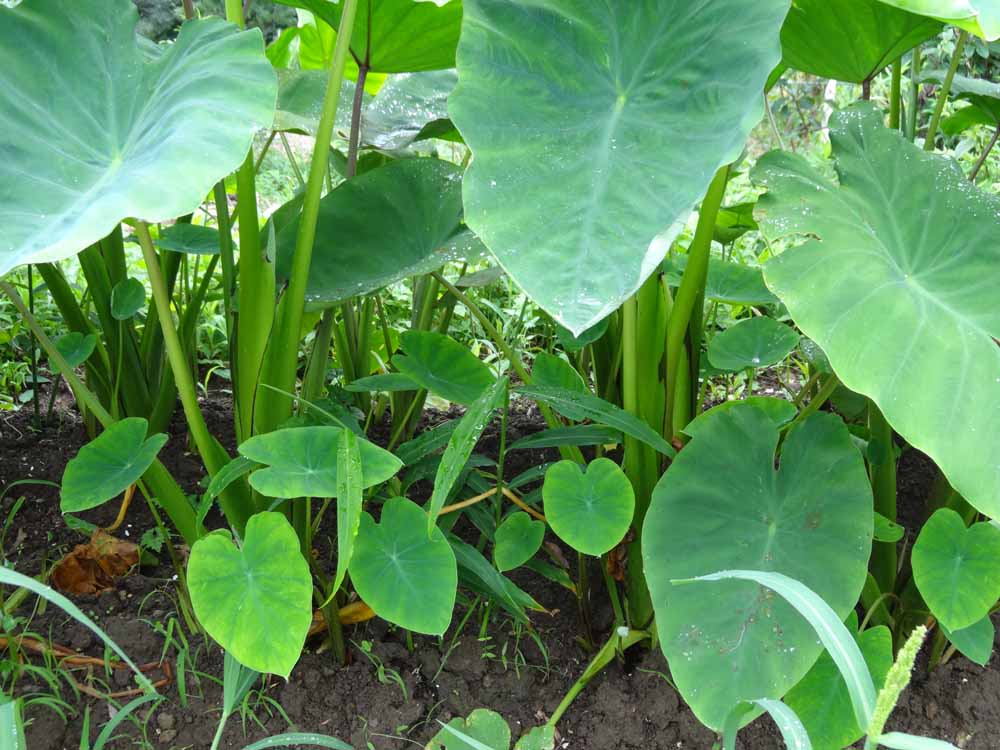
[[508, 425, 622, 451], [754, 699, 812, 750], [240, 733, 352, 750], [0, 694, 26, 750], [675, 570, 875, 729], [877, 733, 960, 750], [333, 429, 363, 594], [93, 693, 162, 750]]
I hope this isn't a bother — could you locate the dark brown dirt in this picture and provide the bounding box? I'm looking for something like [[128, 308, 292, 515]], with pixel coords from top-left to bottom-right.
[[1, 389, 995, 750]]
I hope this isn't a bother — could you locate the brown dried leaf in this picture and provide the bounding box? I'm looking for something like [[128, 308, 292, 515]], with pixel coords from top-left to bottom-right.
[[50, 531, 139, 595]]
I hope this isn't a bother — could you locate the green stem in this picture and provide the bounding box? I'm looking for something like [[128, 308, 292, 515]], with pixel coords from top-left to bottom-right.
[[969, 123, 1000, 182], [868, 402, 898, 594], [889, 57, 902, 130], [786, 374, 840, 432], [924, 31, 967, 151], [907, 46, 922, 141], [255, 0, 360, 435]]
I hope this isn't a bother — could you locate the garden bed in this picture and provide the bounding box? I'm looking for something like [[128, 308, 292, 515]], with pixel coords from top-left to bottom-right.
[[2, 394, 997, 750]]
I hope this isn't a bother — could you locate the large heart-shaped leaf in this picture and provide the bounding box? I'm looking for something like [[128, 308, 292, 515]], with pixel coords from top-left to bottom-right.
[[0, 0, 276, 277], [187, 512, 312, 677], [912, 509, 1000, 630], [755, 103, 1000, 519], [707, 317, 800, 372], [238, 426, 402, 499], [61, 419, 167, 513], [781, 0, 941, 83], [275, 0, 463, 72], [271, 158, 480, 310], [351, 497, 457, 634], [449, 0, 789, 335], [392, 330, 494, 406], [543, 459, 635, 557], [642, 406, 872, 729], [876, 0, 1000, 40]]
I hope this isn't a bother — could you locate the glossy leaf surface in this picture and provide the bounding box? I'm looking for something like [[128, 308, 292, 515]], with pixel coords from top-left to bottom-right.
[[0, 0, 275, 276], [494, 512, 545, 572], [756, 104, 1000, 519], [449, 0, 790, 334], [543, 459, 635, 556], [707, 317, 800, 372], [876, 0, 1000, 40], [392, 330, 494, 406], [643, 408, 872, 728], [187, 512, 312, 677]]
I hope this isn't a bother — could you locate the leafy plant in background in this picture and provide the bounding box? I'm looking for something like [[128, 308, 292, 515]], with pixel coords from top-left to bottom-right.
[[2, 0, 1000, 748]]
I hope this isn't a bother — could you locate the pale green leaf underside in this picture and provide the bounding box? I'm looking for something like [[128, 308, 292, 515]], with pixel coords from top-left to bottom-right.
[[0, 0, 276, 276], [449, 0, 790, 335], [756, 103, 1000, 519], [877, 0, 1000, 40]]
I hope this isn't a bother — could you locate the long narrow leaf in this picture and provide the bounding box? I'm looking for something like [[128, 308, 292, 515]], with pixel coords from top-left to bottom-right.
[[240, 733, 352, 750], [877, 733, 960, 750], [333, 430, 363, 594], [199, 456, 257, 528], [0, 568, 151, 691], [93, 693, 163, 750], [721, 703, 752, 750], [428, 377, 507, 535], [508, 425, 622, 451], [517, 385, 675, 457], [754, 699, 812, 750], [676, 570, 876, 729], [0, 696, 26, 750], [394, 420, 457, 465]]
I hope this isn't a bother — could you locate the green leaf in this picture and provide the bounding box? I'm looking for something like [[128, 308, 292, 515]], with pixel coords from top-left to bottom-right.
[[240, 734, 352, 750], [451, 536, 539, 624], [663, 255, 777, 306], [513, 726, 555, 750], [427, 378, 506, 534], [394, 420, 458, 466], [345, 373, 420, 394], [61, 418, 167, 513], [785, 618, 894, 750], [155, 224, 222, 255], [530, 353, 589, 420], [780, 0, 941, 83], [543, 459, 634, 557], [878, 733, 961, 750], [518, 385, 676, 458], [714, 202, 760, 245], [875, 0, 1000, 40], [238, 426, 402, 499], [0, 694, 25, 750], [429, 709, 510, 750], [54, 332, 97, 370], [110, 278, 145, 321], [393, 330, 494, 406], [911, 509, 1000, 630], [0, 0, 275, 277], [643, 408, 873, 729], [941, 615, 994, 666], [555, 318, 609, 353], [188, 513, 312, 677], [753, 699, 813, 750], [333, 430, 363, 594], [874, 513, 905, 544], [494, 512, 545, 572], [449, 0, 789, 335], [929, 72, 1000, 134], [508, 425, 623, 452], [200, 456, 257, 528], [683, 397, 797, 440], [271, 159, 480, 310], [274, 0, 463, 73], [707, 317, 800, 372], [755, 103, 1000, 519], [351, 497, 457, 635]]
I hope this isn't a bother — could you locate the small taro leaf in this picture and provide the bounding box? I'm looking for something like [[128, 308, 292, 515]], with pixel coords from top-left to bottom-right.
[[530, 353, 588, 420], [393, 330, 494, 406], [271, 159, 475, 310], [273, 0, 462, 73], [752, 699, 813, 750], [54, 332, 97, 370], [345, 373, 420, 393], [714, 202, 759, 245], [239, 426, 402, 499], [155, 223, 223, 255], [428, 709, 510, 750], [0, 0, 276, 276], [333, 430, 363, 594], [427, 378, 506, 534], [755, 103, 1000, 519], [394, 420, 459, 466], [874, 512, 905, 544], [941, 615, 994, 666], [780, 0, 942, 83], [508, 425, 623, 452], [942, 103, 998, 136], [555, 317, 609, 353], [784, 621, 893, 750], [543, 459, 634, 557], [878, 733, 962, 750], [187, 512, 312, 677], [683, 397, 797, 440], [494, 512, 545, 572], [875, 0, 1000, 41], [663, 255, 777, 306], [110, 278, 145, 321], [351, 497, 457, 635], [643, 409, 873, 729], [518, 385, 675, 458], [61, 418, 167, 513], [911, 509, 1000, 630], [514, 725, 556, 750], [449, 0, 789, 335], [707, 317, 800, 372]]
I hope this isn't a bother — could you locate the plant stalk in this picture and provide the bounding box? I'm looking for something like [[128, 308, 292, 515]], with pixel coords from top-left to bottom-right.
[[969, 123, 1000, 181], [924, 31, 967, 151]]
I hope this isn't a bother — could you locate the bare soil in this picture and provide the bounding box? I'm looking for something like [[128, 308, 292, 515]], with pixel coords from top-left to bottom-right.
[[1, 389, 995, 749]]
